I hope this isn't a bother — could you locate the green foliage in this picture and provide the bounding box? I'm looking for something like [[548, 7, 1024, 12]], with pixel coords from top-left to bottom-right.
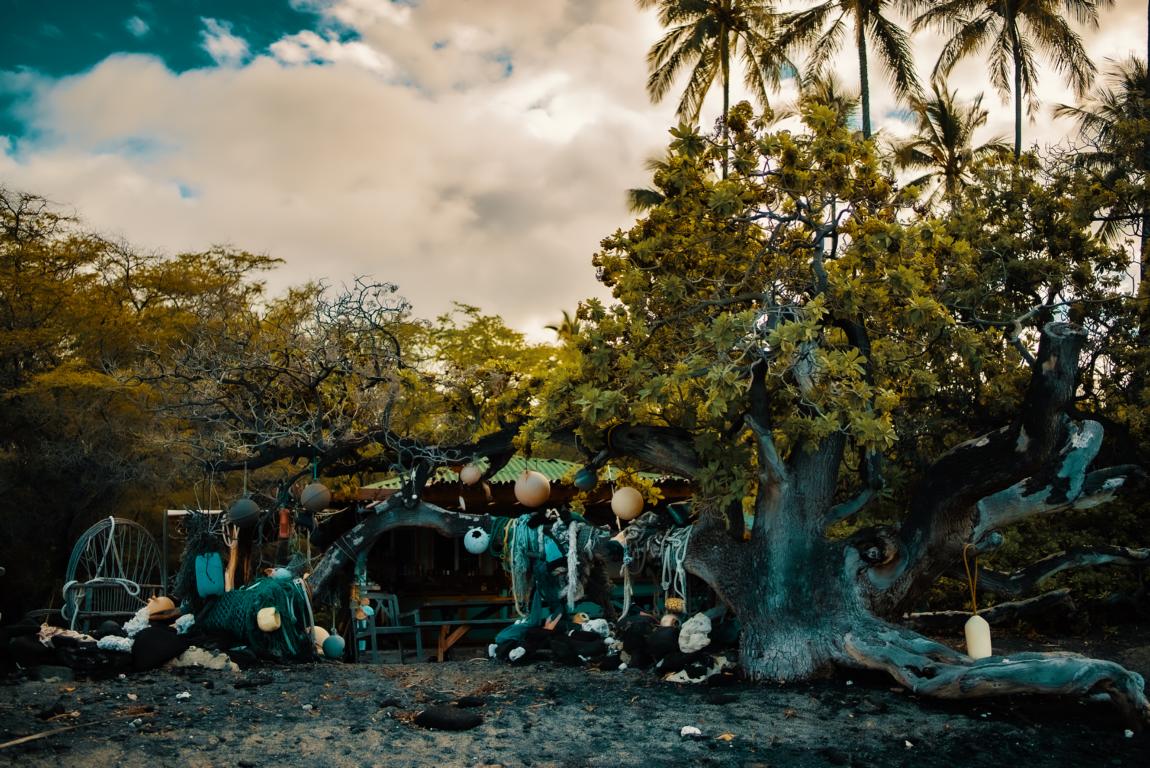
[[533, 104, 1135, 531]]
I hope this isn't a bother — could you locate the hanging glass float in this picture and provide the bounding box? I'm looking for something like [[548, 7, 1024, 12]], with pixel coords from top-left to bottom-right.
[[227, 497, 261, 529], [463, 527, 491, 554], [299, 481, 331, 513], [611, 486, 644, 521], [573, 466, 598, 492], [514, 470, 551, 507], [459, 463, 483, 486], [322, 634, 346, 659]]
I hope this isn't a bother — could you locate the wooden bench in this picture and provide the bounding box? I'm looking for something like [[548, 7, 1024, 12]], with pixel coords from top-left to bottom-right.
[[413, 596, 515, 661]]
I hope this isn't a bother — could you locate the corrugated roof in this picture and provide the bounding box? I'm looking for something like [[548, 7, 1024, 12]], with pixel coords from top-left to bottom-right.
[[364, 455, 673, 490]]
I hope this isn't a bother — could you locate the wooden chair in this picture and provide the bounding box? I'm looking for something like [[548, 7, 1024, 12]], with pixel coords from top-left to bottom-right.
[[356, 592, 423, 663], [60, 517, 163, 631]]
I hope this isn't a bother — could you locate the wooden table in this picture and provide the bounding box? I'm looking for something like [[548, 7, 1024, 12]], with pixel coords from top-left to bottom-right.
[[414, 595, 516, 662]]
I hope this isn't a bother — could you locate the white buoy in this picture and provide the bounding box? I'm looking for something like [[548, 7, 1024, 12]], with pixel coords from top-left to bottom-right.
[[964, 614, 992, 659]]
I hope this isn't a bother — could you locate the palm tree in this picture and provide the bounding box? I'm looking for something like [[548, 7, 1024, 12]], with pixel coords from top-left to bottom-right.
[[639, 0, 790, 176], [776, 72, 861, 129], [1054, 56, 1150, 286], [914, 0, 1111, 160], [775, 0, 922, 139], [891, 80, 1011, 208]]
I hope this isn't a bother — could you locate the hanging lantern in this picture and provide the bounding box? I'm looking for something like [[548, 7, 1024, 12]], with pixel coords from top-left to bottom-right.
[[514, 470, 551, 508], [228, 497, 261, 529], [463, 527, 491, 555], [964, 614, 992, 659], [322, 634, 346, 659], [257, 607, 281, 632], [573, 466, 597, 492], [300, 482, 331, 513], [611, 486, 644, 521], [459, 464, 483, 486]]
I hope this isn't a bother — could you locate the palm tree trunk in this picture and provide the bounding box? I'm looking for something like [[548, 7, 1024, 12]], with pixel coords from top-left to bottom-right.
[[1013, 32, 1022, 160], [858, 17, 871, 138], [721, 4, 731, 179]]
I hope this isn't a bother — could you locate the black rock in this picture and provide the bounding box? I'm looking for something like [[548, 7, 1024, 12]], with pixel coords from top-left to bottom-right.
[[414, 705, 484, 731], [645, 626, 681, 660], [456, 695, 485, 708]]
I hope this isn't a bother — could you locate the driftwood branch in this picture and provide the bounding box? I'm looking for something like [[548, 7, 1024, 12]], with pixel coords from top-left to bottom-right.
[[844, 624, 1150, 727], [974, 546, 1150, 598], [905, 589, 1076, 631]]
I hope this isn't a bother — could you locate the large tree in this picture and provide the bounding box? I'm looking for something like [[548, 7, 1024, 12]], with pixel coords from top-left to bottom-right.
[[523, 106, 1149, 721], [776, 0, 921, 139], [0, 186, 280, 620], [914, 0, 1110, 160]]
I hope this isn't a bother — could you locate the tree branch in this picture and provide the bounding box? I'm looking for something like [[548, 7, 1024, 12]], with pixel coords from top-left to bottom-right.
[[974, 546, 1150, 598]]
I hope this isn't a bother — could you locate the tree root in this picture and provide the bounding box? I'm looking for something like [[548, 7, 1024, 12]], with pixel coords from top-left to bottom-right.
[[843, 624, 1150, 728]]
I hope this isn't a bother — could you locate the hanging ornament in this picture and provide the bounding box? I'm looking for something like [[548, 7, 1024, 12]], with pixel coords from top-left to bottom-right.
[[463, 527, 491, 555], [611, 486, 644, 521], [514, 470, 551, 508], [300, 481, 331, 513], [459, 463, 483, 486], [227, 497, 261, 529], [573, 466, 598, 492]]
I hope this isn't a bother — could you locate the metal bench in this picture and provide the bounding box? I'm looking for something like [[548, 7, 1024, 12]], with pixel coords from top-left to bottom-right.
[[60, 517, 163, 631]]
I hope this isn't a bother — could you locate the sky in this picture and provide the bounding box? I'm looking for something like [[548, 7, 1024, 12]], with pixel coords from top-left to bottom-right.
[[0, 1, 1146, 339]]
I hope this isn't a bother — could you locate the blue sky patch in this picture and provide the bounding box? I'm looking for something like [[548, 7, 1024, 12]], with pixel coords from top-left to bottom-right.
[[0, 0, 335, 137]]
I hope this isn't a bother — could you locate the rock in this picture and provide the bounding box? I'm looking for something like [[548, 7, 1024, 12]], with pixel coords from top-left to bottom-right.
[[33, 665, 74, 683], [414, 705, 484, 731], [456, 695, 486, 708]]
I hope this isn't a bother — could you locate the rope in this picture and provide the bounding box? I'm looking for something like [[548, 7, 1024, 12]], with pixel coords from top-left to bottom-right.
[[566, 520, 579, 612], [660, 525, 693, 603], [962, 543, 979, 615]]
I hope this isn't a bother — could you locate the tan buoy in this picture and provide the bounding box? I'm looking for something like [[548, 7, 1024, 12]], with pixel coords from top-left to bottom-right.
[[514, 470, 551, 507], [257, 606, 281, 632], [961, 544, 991, 659], [611, 486, 644, 521], [965, 614, 992, 659], [310, 625, 329, 651], [459, 463, 482, 486]]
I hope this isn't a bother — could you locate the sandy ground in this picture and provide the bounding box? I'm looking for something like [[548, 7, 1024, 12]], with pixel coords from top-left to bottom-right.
[[1, 627, 1148, 768]]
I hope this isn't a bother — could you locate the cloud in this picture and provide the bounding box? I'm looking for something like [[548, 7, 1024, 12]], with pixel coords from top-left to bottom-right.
[[0, 1, 1145, 337], [200, 18, 250, 68], [125, 16, 150, 38]]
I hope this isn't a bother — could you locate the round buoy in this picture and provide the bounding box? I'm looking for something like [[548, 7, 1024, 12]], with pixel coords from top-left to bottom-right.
[[270, 567, 293, 581], [459, 464, 483, 486], [310, 626, 329, 651], [146, 595, 176, 617], [299, 482, 331, 513], [257, 606, 281, 632], [573, 466, 597, 492], [463, 527, 491, 555], [322, 634, 346, 659], [611, 486, 644, 521], [514, 470, 551, 508], [228, 497, 261, 528]]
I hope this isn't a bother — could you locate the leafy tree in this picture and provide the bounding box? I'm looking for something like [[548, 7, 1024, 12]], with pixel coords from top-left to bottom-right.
[[891, 80, 1012, 209], [0, 186, 280, 620], [914, 0, 1110, 159], [776, 0, 921, 138], [525, 106, 1148, 719]]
